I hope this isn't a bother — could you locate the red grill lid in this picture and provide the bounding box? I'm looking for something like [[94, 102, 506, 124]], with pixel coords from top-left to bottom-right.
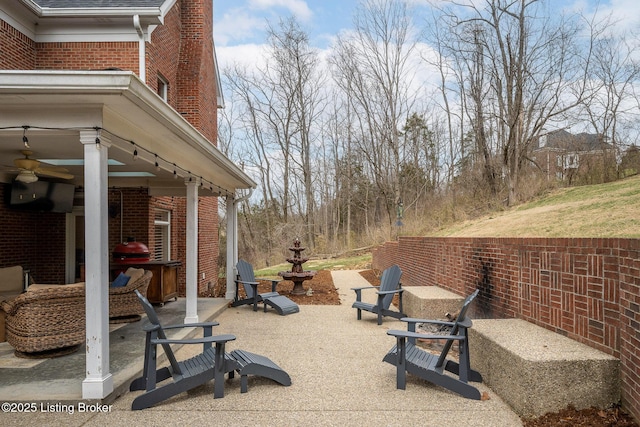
[[113, 239, 150, 262]]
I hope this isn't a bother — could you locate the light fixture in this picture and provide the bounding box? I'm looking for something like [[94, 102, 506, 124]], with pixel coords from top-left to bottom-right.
[[22, 126, 30, 149], [15, 170, 38, 183], [95, 127, 101, 150]]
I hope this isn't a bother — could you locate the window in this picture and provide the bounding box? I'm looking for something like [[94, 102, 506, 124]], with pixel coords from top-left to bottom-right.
[[565, 154, 579, 169], [157, 74, 168, 101], [153, 209, 171, 261]]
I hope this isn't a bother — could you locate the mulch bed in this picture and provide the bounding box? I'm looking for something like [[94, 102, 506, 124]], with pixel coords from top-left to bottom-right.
[[522, 405, 638, 427], [215, 269, 340, 305]]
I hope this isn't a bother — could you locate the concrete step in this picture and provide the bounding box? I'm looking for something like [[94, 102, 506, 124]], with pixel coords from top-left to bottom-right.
[[402, 286, 465, 319], [469, 318, 620, 418]]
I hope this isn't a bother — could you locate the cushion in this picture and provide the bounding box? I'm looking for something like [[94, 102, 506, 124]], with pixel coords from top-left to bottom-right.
[[124, 267, 145, 284], [0, 265, 24, 295], [28, 282, 85, 291], [110, 273, 131, 288]]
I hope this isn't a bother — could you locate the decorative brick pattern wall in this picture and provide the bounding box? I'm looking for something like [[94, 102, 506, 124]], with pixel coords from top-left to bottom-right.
[[373, 236, 640, 421]]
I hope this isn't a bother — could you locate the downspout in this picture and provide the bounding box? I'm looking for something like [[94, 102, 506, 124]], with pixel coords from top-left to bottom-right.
[[133, 15, 146, 82], [225, 189, 253, 299]]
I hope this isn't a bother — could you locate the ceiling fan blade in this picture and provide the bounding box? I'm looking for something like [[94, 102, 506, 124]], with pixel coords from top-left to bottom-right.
[[14, 158, 40, 170], [35, 167, 74, 180], [37, 165, 70, 173]]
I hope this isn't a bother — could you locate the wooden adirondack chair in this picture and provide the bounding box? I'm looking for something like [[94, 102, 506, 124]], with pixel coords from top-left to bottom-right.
[[129, 290, 292, 410], [232, 259, 299, 316], [383, 289, 483, 400], [351, 264, 404, 325]]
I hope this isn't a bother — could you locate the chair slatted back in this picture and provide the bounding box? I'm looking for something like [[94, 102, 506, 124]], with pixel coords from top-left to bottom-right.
[[236, 260, 258, 299], [135, 290, 182, 375], [379, 265, 402, 309], [435, 289, 479, 368]]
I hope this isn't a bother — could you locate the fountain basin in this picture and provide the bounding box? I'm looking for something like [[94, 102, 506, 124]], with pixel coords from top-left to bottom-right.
[[278, 270, 317, 295]]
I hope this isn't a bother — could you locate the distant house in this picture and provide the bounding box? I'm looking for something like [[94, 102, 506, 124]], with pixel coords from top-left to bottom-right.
[[532, 129, 615, 183]]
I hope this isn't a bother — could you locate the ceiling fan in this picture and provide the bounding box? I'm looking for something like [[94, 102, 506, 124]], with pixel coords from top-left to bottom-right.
[[13, 150, 74, 183]]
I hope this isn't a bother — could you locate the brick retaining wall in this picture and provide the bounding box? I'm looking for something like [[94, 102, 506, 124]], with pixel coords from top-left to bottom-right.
[[373, 236, 640, 421]]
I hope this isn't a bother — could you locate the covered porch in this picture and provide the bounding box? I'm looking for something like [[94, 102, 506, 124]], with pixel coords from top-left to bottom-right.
[[0, 70, 255, 399], [0, 296, 228, 402]]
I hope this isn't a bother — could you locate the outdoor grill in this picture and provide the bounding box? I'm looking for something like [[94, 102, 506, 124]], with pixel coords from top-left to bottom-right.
[[112, 238, 150, 264]]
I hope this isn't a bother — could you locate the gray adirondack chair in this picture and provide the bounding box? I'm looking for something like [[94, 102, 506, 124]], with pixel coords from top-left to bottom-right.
[[232, 259, 299, 315], [383, 289, 483, 400], [129, 290, 292, 410], [352, 264, 404, 324]]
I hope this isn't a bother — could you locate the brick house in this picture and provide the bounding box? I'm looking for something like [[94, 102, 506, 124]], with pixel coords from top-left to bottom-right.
[[532, 129, 616, 184], [0, 0, 255, 399]]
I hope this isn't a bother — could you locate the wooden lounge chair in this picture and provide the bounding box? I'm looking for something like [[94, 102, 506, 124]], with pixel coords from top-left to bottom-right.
[[232, 259, 299, 316], [130, 290, 291, 410], [383, 289, 483, 399], [351, 264, 404, 325]]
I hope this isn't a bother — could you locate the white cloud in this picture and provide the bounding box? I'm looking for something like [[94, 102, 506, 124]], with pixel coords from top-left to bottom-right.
[[248, 0, 314, 22], [214, 8, 268, 46], [216, 43, 269, 72], [563, 0, 640, 35]]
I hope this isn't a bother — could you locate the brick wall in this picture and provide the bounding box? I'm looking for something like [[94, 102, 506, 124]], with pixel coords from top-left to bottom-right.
[[36, 42, 139, 72], [170, 195, 218, 296], [176, 0, 218, 142], [1, 2, 222, 296], [0, 184, 67, 283], [0, 19, 35, 69], [373, 236, 640, 421], [198, 196, 219, 294], [147, 1, 181, 106]]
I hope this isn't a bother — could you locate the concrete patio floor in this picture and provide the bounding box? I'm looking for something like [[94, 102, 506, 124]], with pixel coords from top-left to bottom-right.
[[0, 270, 523, 426]]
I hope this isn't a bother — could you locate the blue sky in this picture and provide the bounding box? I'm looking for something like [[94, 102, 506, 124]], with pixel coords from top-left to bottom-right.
[[213, 0, 640, 74], [214, 0, 359, 49]]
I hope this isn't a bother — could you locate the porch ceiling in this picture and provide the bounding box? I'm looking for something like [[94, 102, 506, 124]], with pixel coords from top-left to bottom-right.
[[0, 70, 256, 196]]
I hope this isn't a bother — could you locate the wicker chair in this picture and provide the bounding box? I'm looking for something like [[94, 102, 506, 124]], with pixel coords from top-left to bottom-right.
[[0, 283, 85, 358], [109, 269, 153, 323]]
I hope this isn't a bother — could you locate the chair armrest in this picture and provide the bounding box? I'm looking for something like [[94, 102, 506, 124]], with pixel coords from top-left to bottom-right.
[[161, 321, 220, 330], [235, 279, 259, 286], [352, 286, 378, 303], [401, 317, 455, 327], [151, 334, 236, 346], [256, 277, 280, 283], [387, 330, 465, 341], [377, 289, 404, 295], [401, 317, 472, 329], [351, 286, 378, 291], [257, 277, 281, 292]]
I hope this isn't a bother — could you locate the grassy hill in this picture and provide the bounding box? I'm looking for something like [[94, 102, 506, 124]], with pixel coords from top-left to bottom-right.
[[255, 176, 640, 274], [431, 175, 640, 238]]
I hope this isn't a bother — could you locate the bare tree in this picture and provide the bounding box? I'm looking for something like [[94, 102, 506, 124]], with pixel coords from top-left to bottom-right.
[[433, 0, 597, 204], [331, 0, 420, 236], [582, 28, 640, 179], [265, 17, 326, 247]]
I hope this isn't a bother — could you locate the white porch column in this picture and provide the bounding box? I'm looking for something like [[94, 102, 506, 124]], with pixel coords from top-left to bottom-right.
[[225, 195, 237, 299], [81, 130, 114, 399], [184, 178, 199, 323]]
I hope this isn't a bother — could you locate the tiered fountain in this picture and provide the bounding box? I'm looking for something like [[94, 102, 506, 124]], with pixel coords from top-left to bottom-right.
[[278, 238, 316, 295]]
